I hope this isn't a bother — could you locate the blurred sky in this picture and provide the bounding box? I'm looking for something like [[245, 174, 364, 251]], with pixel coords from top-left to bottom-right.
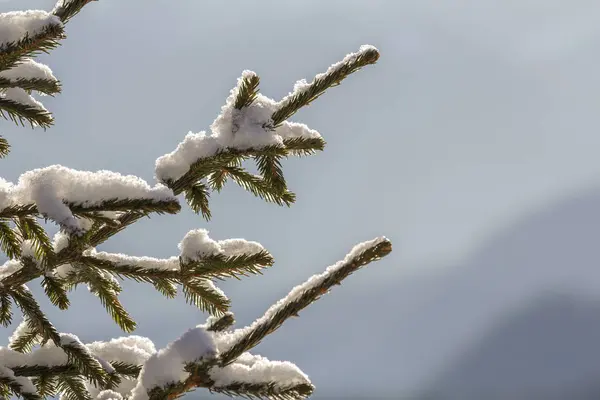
[[3, 0, 600, 398]]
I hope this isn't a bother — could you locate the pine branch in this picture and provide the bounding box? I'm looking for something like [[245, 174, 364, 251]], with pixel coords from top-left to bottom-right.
[[219, 164, 295, 207], [10, 285, 60, 345], [14, 216, 53, 263], [9, 318, 41, 352], [219, 238, 392, 365], [0, 95, 53, 129], [206, 312, 235, 332], [270, 46, 380, 127], [210, 381, 314, 400], [184, 182, 212, 220], [0, 135, 9, 158], [255, 154, 286, 195], [281, 137, 326, 156], [109, 361, 141, 378], [0, 77, 60, 96], [0, 220, 21, 258], [78, 268, 136, 333], [0, 292, 12, 326], [53, 0, 98, 24], [55, 375, 90, 400], [40, 276, 70, 310], [0, 204, 37, 219], [182, 278, 230, 316], [33, 374, 58, 397], [61, 338, 108, 388], [183, 251, 274, 280], [234, 72, 260, 110], [0, 371, 41, 400], [0, 23, 64, 72]]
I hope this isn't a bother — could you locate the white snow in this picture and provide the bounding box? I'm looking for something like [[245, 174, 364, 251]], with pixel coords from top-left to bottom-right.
[[0, 365, 37, 394], [20, 239, 39, 263], [154, 71, 322, 182], [0, 165, 176, 233], [0, 177, 12, 210], [8, 318, 35, 348], [1, 87, 47, 114], [93, 252, 179, 272], [215, 237, 387, 352], [209, 352, 310, 390], [0, 10, 61, 47], [179, 229, 266, 262], [0, 58, 57, 83], [95, 390, 123, 400], [130, 326, 217, 400], [179, 229, 223, 261], [0, 259, 22, 281]]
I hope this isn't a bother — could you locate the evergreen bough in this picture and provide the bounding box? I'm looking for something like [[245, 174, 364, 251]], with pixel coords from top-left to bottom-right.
[[0, 1, 392, 400]]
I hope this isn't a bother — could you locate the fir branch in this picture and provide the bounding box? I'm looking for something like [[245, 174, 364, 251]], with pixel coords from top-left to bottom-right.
[[182, 278, 230, 316], [0, 220, 21, 258], [270, 46, 380, 127], [220, 165, 295, 207], [12, 365, 75, 378], [0, 95, 53, 129], [167, 146, 288, 195], [206, 312, 235, 332], [55, 375, 90, 400], [53, 0, 98, 24], [40, 276, 70, 310], [33, 374, 57, 398], [210, 381, 314, 400], [255, 154, 286, 195], [0, 77, 60, 96], [61, 339, 108, 388], [234, 72, 260, 110], [0, 204, 37, 219], [0, 23, 64, 72], [184, 182, 212, 220], [0, 292, 12, 326], [10, 285, 60, 345], [109, 361, 142, 378], [0, 198, 178, 222], [219, 238, 392, 365], [9, 318, 40, 352], [0, 135, 10, 158], [15, 217, 53, 262], [86, 211, 147, 247], [282, 137, 326, 156], [79, 255, 179, 284], [184, 251, 274, 280], [68, 198, 181, 215], [0, 372, 41, 400], [80, 269, 136, 333]]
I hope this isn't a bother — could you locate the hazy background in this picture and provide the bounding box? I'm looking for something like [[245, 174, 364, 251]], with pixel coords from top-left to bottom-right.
[[2, 0, 600, 398]]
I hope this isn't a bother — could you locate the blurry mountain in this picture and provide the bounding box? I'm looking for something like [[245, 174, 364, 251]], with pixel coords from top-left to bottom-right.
[[273, 186, 600, 398]]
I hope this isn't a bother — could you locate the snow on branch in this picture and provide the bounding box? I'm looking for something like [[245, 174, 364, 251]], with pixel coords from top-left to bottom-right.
[[0, 87, 52, 128], [0, 58, 57, 84], [0, 165, 179, 233], [0, 58, 60, 95], [154, 70, 323, 184], [217, 236, 392, 364], [272, 44, 380, 126], [0, 11, 62, 49], [87, 229, 271, 281], [209, 352, 313, 399], [0, 334, 154, 399], [130, 326, 217, 400]]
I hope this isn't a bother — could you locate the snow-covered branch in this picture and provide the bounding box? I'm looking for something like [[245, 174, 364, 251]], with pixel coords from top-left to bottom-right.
[[218, 237, 392, 365]]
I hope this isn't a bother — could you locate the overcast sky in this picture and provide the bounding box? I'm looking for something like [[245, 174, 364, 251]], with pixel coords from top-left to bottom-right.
[[3, 0, 600, 398]]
